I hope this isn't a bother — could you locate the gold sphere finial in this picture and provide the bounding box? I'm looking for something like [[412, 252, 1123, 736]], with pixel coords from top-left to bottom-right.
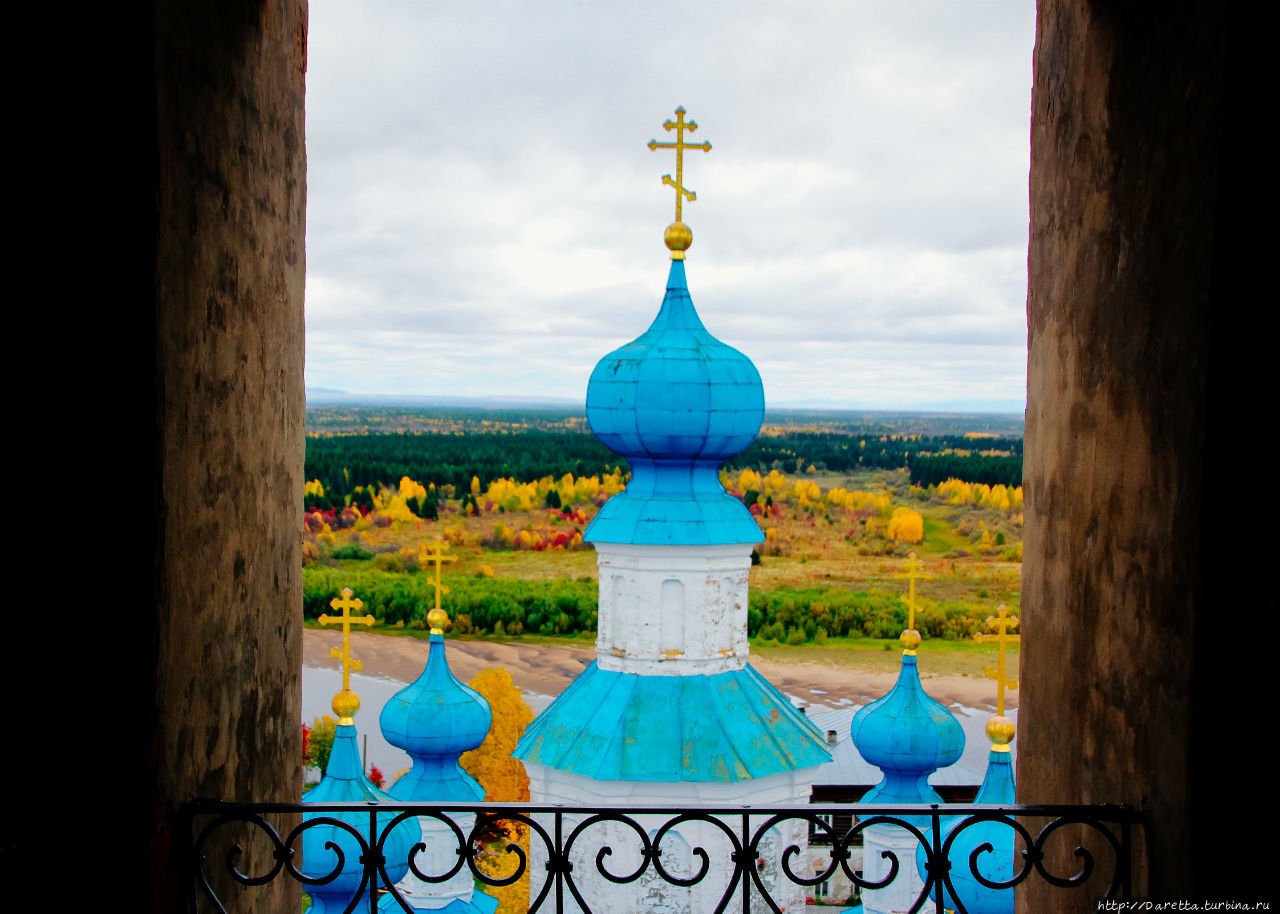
[[664, 221, 693, 259], [986, 714, 1016, 752], [428, 607, 449, 635], [900, 629, 922, 654], [332, 688, 360, 725]]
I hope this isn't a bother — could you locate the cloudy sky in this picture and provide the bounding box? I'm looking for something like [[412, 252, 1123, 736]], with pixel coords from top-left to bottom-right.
[[304, 1, 1036, 411]]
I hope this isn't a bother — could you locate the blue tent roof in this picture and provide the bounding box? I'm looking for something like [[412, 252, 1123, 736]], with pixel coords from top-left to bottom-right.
[[512, 661, 831, 781], [584, 259, 764, 546]]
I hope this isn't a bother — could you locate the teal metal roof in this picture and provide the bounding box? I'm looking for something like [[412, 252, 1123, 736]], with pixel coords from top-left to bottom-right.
[[512, 661, 831, 781], [584, 259, 764, 546]]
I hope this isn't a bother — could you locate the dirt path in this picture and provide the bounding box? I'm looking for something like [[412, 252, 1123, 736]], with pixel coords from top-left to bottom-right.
[[304, 629, 1015, 712]]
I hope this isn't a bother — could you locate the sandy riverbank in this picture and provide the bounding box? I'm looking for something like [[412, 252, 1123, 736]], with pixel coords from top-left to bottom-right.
[[304, 628, 1016, 712]]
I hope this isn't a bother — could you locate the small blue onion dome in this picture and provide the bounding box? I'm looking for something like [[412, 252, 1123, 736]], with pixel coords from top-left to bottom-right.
[[379, 632, 492, 802], [850, 653, 965, 805], [301, 724, 421, 914], [584, 258, 765, 546], [915, 729, 1017, 914]]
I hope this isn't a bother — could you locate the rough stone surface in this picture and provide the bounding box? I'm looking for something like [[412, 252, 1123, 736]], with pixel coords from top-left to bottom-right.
[[1021, 1, 1222, 908], [150, 1, 307, 910]]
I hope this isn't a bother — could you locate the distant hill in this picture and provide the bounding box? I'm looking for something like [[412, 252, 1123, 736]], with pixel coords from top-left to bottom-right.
[[305, 389, 582, 409], [304, 396, 1024, 440], [771, 397, 1025, 414], [306, 389, 1024, 417]]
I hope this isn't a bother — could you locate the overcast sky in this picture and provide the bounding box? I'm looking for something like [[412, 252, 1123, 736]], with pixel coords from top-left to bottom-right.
[[304, 1, 1036, 411]]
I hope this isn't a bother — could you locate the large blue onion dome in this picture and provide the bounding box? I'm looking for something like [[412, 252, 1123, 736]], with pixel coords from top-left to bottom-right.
[[301, 723, 421, 914], [915, 717, 1017, 914], [379, 627, 492, 802], [584, 258, 764, 546], [850, 651, 965, 806]]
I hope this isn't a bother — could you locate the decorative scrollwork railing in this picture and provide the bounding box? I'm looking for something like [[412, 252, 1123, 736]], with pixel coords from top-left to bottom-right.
[[184, 801, 1138, 913]]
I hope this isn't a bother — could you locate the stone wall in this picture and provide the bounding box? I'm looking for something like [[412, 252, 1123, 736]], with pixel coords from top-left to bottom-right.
[[1020, 1, 1261, 908], [149, 1, 307, 910]]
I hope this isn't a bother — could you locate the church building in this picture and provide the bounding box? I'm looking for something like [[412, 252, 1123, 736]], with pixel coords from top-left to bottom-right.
[[512, 107, 831, 913], [134, 4, 1268, 911]]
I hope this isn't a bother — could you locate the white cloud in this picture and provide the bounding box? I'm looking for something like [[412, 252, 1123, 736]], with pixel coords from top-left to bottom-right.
[[304, 0, 1036, 407]]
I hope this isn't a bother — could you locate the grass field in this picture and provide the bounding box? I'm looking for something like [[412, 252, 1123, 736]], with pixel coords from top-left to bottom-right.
[[305, 466, 1024, 643]]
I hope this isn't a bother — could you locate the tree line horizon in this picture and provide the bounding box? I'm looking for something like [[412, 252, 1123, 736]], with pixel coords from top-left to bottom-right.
[[303, 407, 1024, 512]]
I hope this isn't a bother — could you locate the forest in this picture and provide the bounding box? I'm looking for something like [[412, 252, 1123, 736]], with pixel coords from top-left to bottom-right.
[[299, 406, 1026, 648], [303, 406, 1023, 507]]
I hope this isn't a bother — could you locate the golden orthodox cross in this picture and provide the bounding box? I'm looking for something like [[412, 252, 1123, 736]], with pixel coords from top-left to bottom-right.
[[893, 552, 931, 633], [648, 106, 711, 224], [418, 540, 457, 633], [974, 604, 1020, 716], [319, 587, 375, 692]]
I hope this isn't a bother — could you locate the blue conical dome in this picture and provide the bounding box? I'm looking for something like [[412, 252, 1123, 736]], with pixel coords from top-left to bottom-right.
[[851, 653, 965, 804], [584, 259, 764, 546], [301, 724, 420, 914], [379, 632, 492, 801]]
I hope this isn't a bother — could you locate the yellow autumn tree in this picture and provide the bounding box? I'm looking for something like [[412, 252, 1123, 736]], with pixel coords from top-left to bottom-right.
[[379, 494, 420, 523], [887, 506, 925, 544], [461, 669, 535, 914], [399, 476, 427, 502], [460, 668, 533, 800]]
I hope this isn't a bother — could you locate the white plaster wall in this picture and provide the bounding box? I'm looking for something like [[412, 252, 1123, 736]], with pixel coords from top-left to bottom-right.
[[860, 823, 926, 914], [594, 543, 753, 675], [524, 762, 811, 914]]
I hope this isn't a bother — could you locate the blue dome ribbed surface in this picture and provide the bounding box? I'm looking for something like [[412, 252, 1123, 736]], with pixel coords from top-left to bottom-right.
[[379, 633, 492, 802], [851, 654, 965, 805], [511, 661, 830, 781], [302, 724, 420, 914], [584, 259, 764, 546], [915, 748, 1016, 914]]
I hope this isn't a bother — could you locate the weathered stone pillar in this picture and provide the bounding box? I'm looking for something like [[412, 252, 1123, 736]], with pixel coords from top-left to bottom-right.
[[150, 1, 307, 910], [1020, 1, 1268, 909]]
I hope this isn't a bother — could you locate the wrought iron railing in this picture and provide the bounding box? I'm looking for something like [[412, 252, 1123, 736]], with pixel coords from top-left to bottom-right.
[[185, 800, 1138, 913]]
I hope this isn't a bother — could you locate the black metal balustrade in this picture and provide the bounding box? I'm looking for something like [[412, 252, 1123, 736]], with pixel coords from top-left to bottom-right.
[[185, 801, 1138, 914]]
